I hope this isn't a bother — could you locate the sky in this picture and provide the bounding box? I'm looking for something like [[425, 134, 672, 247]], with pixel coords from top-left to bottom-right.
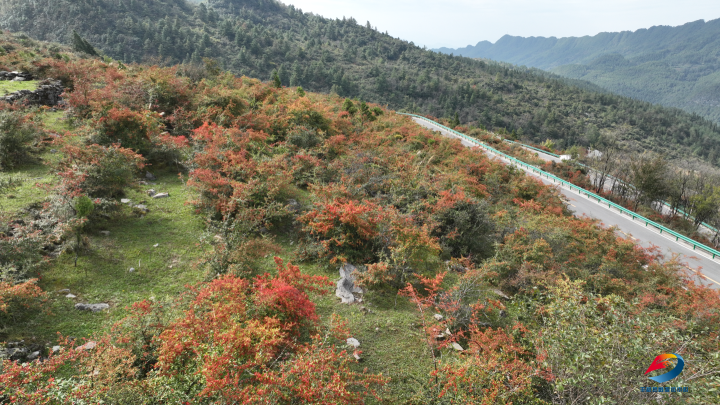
[[284, 0, 720, 49]]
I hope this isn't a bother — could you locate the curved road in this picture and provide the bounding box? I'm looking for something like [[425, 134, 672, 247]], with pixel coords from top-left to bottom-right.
[[410, 117, 720, 289]]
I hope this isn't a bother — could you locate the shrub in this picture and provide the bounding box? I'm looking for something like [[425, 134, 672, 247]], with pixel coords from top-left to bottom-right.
[[57, 143, 145, 198], [431, 198, 496, 261], [89, 107, 163, 155], [0, 110, 42, 170]]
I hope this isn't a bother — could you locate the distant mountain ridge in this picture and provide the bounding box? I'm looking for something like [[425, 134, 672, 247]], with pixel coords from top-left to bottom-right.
[[435, 19, 720, 123], [4, 0, 720, 166]]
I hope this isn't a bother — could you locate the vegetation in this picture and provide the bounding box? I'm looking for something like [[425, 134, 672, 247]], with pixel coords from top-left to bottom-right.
[[0, 17, 718, 405], [437, 18, 720, 124], [3, 2, 720, 167]]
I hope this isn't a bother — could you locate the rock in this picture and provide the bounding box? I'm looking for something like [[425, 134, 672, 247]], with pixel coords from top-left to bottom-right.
[[27, 351, 40, 361], [134, 204, 149, 213], [145, 171, 157, 181], [65, 293, 77, 299], [51, 346, 62, 354], [99, 230, 110, 236], [451, 342, 464, 352], [152, 192, 169, 199], [433, 313, 443, 321], [129, 267, 135, 273], [153, 243, 159, 247], [491, 289, 510, 300], [146, 189, 156, 197], [76, 341, 97, 351], [12, 76, 26, 81], [1, 79, 63, 106], [8, 347, 27, 361], [57, 289, 71, 294], [120, 198, 131, 204], [353, 351, 362, 361], [336, 264, 364, 304], [346, 338, 360, 348], [286, 199, 301, 213], [75, 303, 110, 312]]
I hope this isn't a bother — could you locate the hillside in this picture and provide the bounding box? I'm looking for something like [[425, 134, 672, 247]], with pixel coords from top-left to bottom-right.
[[435, 19, 720, 124], [3, 1, 720, 166], [1, 31, 719, 404]]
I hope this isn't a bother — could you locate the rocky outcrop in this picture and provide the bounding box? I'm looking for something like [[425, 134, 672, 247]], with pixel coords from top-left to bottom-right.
[[1, 78, 64, 106], [0, 71, 33, 81], [335, 263, 363, 304]]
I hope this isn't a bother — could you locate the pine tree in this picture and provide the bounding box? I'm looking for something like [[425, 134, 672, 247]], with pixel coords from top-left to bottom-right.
[[272, 70, 282, 88]]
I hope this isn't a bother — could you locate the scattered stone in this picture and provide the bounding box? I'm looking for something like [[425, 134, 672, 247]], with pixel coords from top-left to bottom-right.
[[75, 303, 110, 312], [52, 346, 62, 354], [99, 230, 110, 236], [451, 342, 464, 352], [146, 189, 156, 197], [27, 351, 40, 361], [50, 149, 57, 153], [433, 313, 443, 321], [286, 199, 301, 213], [12, 76, 26, 81], [65, 293, 76, 299], [129, 267, 135, 273], [133, 204, 149, 214], [346, 338, 360, 348], [153, 243, 159, 247], [120, 198, 131, 204], [335, 263, 363, 304], [57, 289, 71, 294], [152, 192, 169, 199], [145, 172, 157, 181], [8, 347, 27, 361], [492, 289, 510, 300], [76, 341, 97, 351], [353, 351, 362, 361]]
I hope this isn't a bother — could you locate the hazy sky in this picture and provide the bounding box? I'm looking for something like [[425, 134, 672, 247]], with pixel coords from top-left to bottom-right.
[[285, 0, 720, 49]]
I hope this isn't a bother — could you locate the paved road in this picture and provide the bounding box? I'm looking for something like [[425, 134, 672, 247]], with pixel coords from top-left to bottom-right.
[[519, 145, 718, 239], [411, 117, 720, 289]]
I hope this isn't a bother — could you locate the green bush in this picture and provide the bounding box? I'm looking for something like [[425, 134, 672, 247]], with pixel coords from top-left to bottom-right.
[[0, 110, 42, 170], [432, 199, 496, 261]]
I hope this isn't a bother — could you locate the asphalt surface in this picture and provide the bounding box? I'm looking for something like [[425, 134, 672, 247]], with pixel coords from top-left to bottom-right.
[[411, 117, 720, 289]]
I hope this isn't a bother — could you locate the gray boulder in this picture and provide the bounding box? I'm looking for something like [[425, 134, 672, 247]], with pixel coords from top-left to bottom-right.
[[75, 303, 110, 312], [152, 192, 169, 199], [145, 171, 157, 181], [335, 264, 363, 304]]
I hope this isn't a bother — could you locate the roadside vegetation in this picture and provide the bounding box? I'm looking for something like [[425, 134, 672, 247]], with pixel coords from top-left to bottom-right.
[[0, 33, 718, 404]]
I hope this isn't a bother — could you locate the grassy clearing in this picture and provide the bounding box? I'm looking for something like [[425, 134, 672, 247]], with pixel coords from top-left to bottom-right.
[[2, 170, 206, 344], [0, 79, 37, 95]]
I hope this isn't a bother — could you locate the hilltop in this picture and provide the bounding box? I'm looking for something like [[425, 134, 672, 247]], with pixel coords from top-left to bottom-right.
[[436, 18, 720, 124]]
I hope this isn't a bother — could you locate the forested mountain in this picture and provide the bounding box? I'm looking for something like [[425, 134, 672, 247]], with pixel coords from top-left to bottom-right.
[[435, 19, 720, 124], [3, 0, 720, 165]]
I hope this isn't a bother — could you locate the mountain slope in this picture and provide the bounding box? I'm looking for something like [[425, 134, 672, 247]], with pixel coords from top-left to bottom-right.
[[3, 0, 720, 165], [435, 19, 720, 123]]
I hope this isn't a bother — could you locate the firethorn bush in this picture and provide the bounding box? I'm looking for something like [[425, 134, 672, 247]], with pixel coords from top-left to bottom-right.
[[1, 41, 719, 404]]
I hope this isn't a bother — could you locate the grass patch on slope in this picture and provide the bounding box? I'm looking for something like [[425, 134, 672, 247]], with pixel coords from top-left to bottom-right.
[[0, 79, 37, 95], [1, 170, 206, 344]]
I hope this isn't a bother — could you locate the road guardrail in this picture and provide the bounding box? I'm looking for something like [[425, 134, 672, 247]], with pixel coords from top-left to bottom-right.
[[398, 112, 720, 260]]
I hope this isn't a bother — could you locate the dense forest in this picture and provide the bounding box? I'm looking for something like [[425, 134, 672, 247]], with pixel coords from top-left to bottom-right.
[[437, 18, 720, 124], [3, 0, 720, 166], [1, 31, 719, 404]]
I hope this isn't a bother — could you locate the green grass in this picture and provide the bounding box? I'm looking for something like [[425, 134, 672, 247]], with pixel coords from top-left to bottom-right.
[[0, 161, 54, 212], [2, 171, 207, 344], [2, 162, 435, 403], [0, 79, 37, 95]]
